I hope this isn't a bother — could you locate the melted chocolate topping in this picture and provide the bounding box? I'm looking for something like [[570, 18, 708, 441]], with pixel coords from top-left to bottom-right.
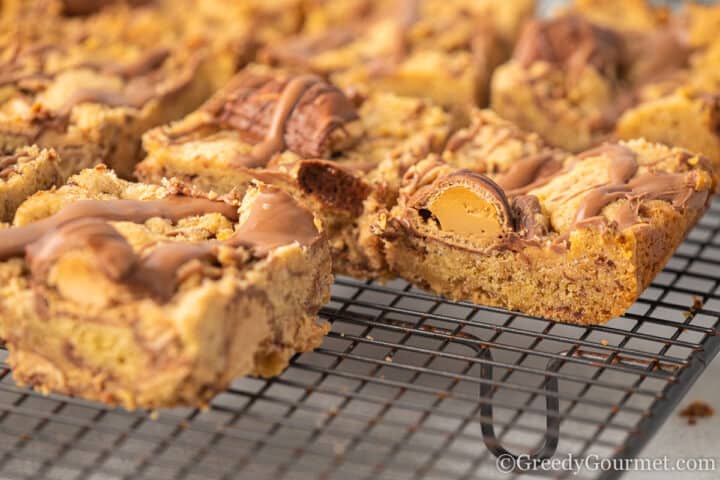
[[494, 153, 561, 192], [2, 188, 319, 301], [0, 196, 238, 261], [578, 144, 638, 184], [106, 47, 171, 78], [57, 87, 152, 116]]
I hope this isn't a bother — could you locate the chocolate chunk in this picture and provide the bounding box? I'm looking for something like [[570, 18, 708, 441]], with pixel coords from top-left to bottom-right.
[[512, 195, 549, 239]]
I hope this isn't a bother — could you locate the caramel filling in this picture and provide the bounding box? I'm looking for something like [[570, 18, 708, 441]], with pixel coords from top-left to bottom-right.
[[411, 171, 514, 248], [426, 186, 507, 240]]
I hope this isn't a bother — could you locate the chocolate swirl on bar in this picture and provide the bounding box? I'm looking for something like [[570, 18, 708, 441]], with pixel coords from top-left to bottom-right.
[[0, 188, 319, 301], [3, 30, 195, 119], [572, 144, 708, 228], [0, 152, 24, 180], [493, 153, 565, 194], [514, 15, 624, 80], [205, 72, 359, 166]]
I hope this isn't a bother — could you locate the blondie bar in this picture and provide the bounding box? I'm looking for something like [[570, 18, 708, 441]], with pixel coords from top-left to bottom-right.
[[617, 89, 720, 176], [491, 1, 720, 167], [376, 116, 715, 323], [261, 0, 535, 109], [136, 65, 452, 277], [0, 0, 227, 183], [0, 166, 332, 409], [490, 9, 692, 153]]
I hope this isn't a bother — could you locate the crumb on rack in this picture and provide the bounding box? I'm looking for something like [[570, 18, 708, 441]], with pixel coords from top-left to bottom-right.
[[679, 400, 714, 425]]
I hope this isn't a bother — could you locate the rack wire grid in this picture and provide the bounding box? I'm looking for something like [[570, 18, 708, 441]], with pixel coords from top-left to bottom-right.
[[0, 197, 717, 480]]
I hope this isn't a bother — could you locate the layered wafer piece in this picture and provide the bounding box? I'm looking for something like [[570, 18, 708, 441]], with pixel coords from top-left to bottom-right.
[[261, 0, 535, 109], [375, 111, 715, 324], [0, 166, 332, 409], [136, 66, 452, 277]]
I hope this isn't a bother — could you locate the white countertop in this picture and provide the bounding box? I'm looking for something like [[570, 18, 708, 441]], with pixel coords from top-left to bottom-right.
[[626, 356, 720, 479]]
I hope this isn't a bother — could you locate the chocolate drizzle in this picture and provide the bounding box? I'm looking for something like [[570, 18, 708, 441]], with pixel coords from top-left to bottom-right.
[[494, 153, 563, 192], [0, 196, 238, 261], [572, 144, 707, 228], [249, 75, 324, 166], [573, 144, 638, 225], [0, 189, 320, 301], [0, 152, 23, 180], [577, 144, 638, 184], [105, 47, 171, 78], [57, 87, 153, 116]]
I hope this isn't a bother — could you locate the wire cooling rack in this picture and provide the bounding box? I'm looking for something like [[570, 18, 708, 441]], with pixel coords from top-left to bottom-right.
[[0, 196, 718, 480]]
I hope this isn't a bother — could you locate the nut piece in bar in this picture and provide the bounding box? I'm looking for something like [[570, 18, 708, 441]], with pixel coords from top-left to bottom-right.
[[377, 116, 715, 324], [136, 65, 452, 278], [262, 0, 535, 109], [0, 167, 332, 409]]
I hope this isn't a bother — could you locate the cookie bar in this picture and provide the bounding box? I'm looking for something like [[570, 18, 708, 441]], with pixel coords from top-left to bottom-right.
[[136, 65, 452, 277], [0, 0, 225, 183], [376, 125, 715, 324], [0, 146, 65, 222], [615, 35, 720, 169], [617, 89, 720, 174], [261, 0, 535, 109], [0, 166, 332, 409], [491, 14, 627, 152], [489, 10, 691, 153], [490, 1, 720, 164]]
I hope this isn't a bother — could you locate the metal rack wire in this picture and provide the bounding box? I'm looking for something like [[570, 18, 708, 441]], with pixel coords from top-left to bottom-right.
[[0, 197, 718, 480]]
